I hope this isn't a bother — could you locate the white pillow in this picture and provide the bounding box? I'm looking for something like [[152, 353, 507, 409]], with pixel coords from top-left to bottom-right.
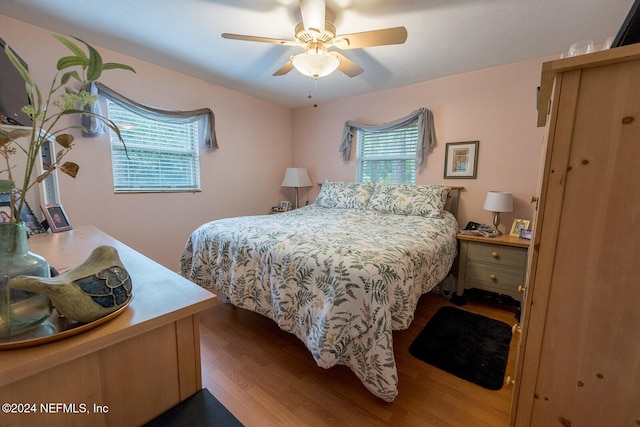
[[367, 183, 450, 217], [314, 181, 376, 209]]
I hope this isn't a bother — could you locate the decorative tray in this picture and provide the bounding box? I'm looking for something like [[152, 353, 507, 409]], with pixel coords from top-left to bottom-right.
[[0, 299, 131, 350]]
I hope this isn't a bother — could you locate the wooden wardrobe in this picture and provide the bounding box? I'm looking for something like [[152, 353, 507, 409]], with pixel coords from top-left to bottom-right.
[[510, 43, 640, 426]]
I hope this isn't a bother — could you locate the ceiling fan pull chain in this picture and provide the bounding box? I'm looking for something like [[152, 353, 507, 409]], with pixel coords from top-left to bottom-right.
[[307, 78, 319, 108], [307, 78, 319, 98]]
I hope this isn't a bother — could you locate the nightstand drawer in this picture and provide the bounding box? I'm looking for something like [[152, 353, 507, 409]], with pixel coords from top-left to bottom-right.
[[465, 261, 525, 299], [456, 234, 529, 300], [466, 242, 527, 268]]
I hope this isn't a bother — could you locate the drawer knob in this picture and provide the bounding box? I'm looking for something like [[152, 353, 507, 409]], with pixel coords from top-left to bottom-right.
[[491, 251, 499, 258], [512, 323, 522, 334], [518, 285, 526, 293], [489, 274, 497, 281]]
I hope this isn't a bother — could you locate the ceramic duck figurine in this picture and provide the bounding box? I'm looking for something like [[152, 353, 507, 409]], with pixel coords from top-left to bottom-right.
[[9, 246, 133, 323]]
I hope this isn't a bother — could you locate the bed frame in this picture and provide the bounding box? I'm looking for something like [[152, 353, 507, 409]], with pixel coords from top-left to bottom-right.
[[446, 186, 463, 218]]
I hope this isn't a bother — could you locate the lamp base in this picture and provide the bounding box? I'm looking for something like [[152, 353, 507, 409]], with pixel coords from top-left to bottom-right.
[[492, 212, 503, 235]]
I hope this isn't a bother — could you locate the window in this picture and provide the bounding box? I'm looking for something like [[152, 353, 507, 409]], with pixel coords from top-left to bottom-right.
[[356, 120, 419, 184], [106, 100, 201, 192]]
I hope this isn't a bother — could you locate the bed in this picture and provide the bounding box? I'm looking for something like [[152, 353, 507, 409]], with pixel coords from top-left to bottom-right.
[[180, 181, 460, 401]]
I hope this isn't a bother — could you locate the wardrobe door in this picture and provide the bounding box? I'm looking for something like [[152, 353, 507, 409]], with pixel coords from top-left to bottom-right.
[[527, 59, 640, 426], [508, 82, 555, 425]]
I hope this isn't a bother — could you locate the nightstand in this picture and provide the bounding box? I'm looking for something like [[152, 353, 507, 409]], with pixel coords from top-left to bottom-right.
[[456, 233, 530, 301]]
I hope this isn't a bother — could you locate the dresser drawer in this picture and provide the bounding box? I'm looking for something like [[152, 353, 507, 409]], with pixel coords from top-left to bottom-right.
[[466, 242, 527, 268], [465, 261, 525, 300]]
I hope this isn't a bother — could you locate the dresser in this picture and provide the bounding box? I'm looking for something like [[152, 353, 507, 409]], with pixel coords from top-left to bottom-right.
[[0, 226, 217, 427], [456, 233, 529, 301], [510, 43, 640, 426]]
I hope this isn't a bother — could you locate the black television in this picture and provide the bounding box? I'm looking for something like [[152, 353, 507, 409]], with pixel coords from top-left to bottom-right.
[[0, 36, 33, 126], [612, 0, 640, 47]]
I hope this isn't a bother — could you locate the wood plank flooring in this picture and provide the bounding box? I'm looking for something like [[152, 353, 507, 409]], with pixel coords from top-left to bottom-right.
[[199, 292, 519, 427]]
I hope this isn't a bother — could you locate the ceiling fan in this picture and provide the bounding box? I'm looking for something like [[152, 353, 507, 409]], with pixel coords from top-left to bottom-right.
[[221, 0, 408, 79]]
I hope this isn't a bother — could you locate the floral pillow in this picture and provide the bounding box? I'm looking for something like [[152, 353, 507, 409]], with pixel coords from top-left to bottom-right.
[[314, 181, 376, 209], [367, 183, 450, 217]]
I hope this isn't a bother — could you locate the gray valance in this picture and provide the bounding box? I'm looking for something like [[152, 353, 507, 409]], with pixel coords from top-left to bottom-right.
[[339, 107, 436, 167], [84, 82, 218, 150], [81, 81, 108, 137]]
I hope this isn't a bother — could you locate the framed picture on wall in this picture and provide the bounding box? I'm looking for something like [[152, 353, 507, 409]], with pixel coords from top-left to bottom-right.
[[41, 203, 72, 233], [444, 141, 479, 179]]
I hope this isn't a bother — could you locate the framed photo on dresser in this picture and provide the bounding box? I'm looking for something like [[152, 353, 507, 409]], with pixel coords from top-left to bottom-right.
[[510, 219, 530, 238], [41, 203, 72, 233], [0, 192, 46, 234]]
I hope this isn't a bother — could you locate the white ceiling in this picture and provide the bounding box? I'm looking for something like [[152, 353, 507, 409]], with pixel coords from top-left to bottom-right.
[[0, 0, 635, 108]]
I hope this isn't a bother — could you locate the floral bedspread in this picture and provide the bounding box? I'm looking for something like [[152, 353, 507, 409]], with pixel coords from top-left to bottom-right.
[[180, 205, 458, 401]]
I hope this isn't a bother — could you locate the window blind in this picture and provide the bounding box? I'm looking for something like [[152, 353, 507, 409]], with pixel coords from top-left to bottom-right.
[[107, 100, 201, 192], [356, 123, 419, 184]]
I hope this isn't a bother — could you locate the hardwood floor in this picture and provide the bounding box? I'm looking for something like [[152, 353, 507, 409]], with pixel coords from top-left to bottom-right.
[[199, 291, 519, 427]]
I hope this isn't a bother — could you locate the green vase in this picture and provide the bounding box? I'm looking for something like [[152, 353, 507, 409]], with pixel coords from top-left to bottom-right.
[[0, 222, 53, 338]]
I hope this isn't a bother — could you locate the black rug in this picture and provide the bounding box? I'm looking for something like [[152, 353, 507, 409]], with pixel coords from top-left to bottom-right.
[[144, 388, 243, 427], [409, 306, 512, 390]]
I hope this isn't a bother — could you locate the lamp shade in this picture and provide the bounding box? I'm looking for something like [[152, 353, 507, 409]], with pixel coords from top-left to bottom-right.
[[281, 168, 312, 188], [483, 191, 513, 212]]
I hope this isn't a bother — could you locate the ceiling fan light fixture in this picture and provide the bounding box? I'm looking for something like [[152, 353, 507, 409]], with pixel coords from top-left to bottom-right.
[[291, 44, 340, 78]]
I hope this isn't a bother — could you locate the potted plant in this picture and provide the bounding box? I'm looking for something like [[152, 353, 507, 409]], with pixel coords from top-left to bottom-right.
[[0, 35, 135, 337]]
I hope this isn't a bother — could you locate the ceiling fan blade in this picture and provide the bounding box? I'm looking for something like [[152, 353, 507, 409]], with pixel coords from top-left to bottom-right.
[[332, 52, 363, 77], [273, 60, 295, 76], [222, 33, 297, 46], [299, 0, 325, 34], [333, 26, 408, 50]]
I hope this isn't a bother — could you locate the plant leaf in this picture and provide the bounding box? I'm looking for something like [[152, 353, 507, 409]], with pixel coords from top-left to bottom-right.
[[0, 180, 16, 193], [102, 62, 137, 74], [61, 108, 90, 116], [64, 86, 79, 95], [4, 45, 33, 85], [72, 109, 130, 158], [8, 129, 32, 140], [0, 128, 31, 148], [85, 42, 104, 81], [0, 129, 31, 143], [61, 70, 82, 85], [57, 55, 88, 71], [33, 81, 43, 112], [58, 109, 130, 155], [55, 133, 74, 148], [59, 162, 79, 178], [53, 34, 87, 61]]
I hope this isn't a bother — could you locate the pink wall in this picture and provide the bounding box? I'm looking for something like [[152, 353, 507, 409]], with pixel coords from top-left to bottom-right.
[[291, 57, 550, 230], [1, 16, 293, 270], [3, 15, 552, 270]]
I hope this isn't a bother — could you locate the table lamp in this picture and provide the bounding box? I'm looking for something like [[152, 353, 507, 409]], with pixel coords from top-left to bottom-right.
[[281, 168, 312, 209], [483, 191, 513, 234]]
